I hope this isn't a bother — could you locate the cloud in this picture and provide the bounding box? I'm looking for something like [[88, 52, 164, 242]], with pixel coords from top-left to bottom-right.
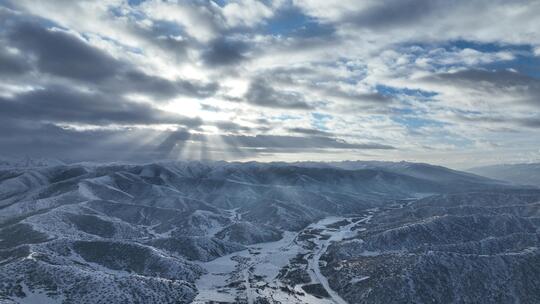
[[2, 0, 540, 166], [0, 46, 31, 77], [222, 0, 275, 28], [202, 37, 247, 66], [150, 130, 397, 160], [423, 69, 537, 87], [1, 14, 219, 100], [520, 117, 540, 128], [218, 134, 395, 150], [155, 129, 192, 154], [326, 90, 394, 107], [214, 121, 252, 133], [140, 0, 225, 42], [117, 70, 219, 99], [0, 120, 183, 162], [7, 22, 120, 82], [451, 112, 540, 129], [246, 65, 394, 114], [288, 127, 334, 137], [412, 47, 515, 68], [0, 123, 394, 163], [421, 69, 540, 106], [295, 0, 540, 46], [244, 80, 314, 109], [0, 86, 203, 127], [342, 0, 444, 30]]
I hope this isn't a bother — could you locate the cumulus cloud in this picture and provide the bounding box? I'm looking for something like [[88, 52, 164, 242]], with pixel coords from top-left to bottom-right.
[[222, 0, 274, 28]]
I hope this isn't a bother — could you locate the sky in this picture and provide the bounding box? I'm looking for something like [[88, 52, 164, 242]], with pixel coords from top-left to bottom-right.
[[0, 0, 540, 168]]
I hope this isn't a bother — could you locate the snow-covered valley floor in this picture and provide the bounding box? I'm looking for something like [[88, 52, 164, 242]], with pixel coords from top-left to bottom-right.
[[193, 211, 375, 304]]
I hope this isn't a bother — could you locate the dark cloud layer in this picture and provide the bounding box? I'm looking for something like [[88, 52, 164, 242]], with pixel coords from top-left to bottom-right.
[[117, 70, 219, 99], [202, 37, 247, 66], [288, 127, 334, 137], [2, 17, 218, 99], [8, 22, 120, 81], [0, 46, 31, 77], [0, 124, 394, 163], [344, 0, 443, 29], [0, 86, 203, 127]]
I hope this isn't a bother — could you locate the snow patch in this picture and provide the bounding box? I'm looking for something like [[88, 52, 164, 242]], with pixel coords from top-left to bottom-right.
[[10, 283, 64, 304]]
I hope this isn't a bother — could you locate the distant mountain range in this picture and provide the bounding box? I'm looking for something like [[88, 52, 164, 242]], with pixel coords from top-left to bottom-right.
[[469, 163, 540, 186], [0, 156, 65, 169]]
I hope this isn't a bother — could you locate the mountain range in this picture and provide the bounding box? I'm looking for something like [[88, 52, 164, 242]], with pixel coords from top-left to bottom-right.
[[469, 163, 540, 186], [0, 159, 538, 303]]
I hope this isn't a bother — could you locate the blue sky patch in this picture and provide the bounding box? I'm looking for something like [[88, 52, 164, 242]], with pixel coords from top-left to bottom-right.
[[311, 112, 332, 131], [377, 85, 438, 100]]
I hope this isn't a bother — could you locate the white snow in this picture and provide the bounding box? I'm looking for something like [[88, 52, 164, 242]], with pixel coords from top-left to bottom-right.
[[306, 217, 357, 304], [78, 182, 99, 200], [193, 214, 372, 304], [350, 276, 370, 284], [193, 231, 301, 303], [10, 283, 64, 304]]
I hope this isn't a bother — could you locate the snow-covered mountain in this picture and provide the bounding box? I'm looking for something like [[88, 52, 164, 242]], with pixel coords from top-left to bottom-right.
[[296, 160, 505, 188], [0, 160, 537, 303], [323, 190, 540, 303], [469, 163, 540, 186]]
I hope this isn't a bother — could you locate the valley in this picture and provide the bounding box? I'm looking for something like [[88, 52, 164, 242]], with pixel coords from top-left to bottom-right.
[[194, 213, 375, 304]]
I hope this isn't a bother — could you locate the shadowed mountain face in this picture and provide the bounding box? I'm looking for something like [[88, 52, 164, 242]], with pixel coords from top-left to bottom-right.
[[0, 160, 537, 303], [323, 190, 540, 304]]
